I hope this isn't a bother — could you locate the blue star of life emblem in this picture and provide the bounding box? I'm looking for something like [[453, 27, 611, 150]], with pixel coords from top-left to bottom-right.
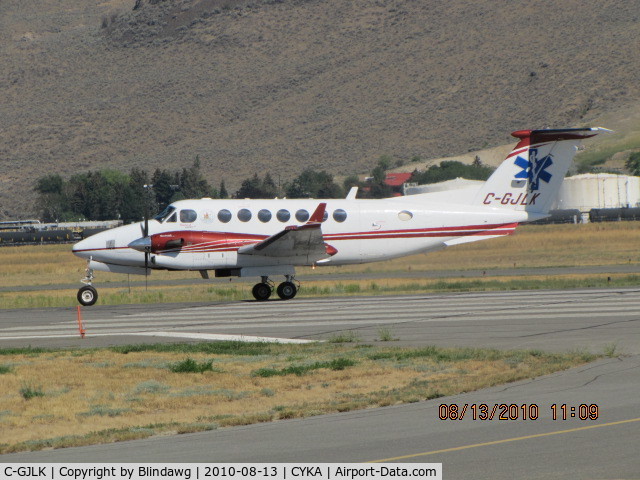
[[514, 148, 553, 191]]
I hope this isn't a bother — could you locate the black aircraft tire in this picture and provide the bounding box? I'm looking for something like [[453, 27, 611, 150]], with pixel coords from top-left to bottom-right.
[[252, 283, 272, 301], [276, 282, 297, 300], [77, 285, 98, 306]]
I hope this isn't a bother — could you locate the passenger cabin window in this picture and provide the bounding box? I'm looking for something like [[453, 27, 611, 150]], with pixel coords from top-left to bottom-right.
[[333, 209, 347, 222], [398, 210, 413, 221], [218, 209, 232, 223], [295, 209, 309, 222], [276, 209, 290, 222], [180, 209, 197, 223], [258, 209, 272, 223], [238, 208, 252, 222], [154, 206, 176, 223], [322, 211, 328, 222]]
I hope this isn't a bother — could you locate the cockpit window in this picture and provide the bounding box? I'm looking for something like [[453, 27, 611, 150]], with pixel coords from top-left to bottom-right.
[[154, 206, 176, 223], [180, 209, 197, 223]]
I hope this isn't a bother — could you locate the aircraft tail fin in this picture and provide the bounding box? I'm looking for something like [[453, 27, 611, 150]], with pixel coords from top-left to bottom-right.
[[473, 128, 609, 214]]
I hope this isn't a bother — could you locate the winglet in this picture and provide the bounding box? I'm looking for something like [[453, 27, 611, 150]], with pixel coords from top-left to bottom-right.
[[307, 203, 327, 224], [346, 186, 358, 200]]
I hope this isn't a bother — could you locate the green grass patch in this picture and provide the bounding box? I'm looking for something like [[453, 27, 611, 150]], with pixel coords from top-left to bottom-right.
[[111, 341, 281, 356], [19, 383, 45, 400], [327, 331, 361, 343], [0, 347, 52, 357], [168, 358, 220, 373], [252, 358, 357, 377], [78, 405, 131, 418]]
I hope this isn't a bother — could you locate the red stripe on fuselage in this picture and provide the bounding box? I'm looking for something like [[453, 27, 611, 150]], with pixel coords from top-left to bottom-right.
[[76, 223, 517, 256]]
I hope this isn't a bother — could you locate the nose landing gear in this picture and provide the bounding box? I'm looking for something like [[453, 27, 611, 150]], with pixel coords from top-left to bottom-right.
[[77, 260, 98, 306]]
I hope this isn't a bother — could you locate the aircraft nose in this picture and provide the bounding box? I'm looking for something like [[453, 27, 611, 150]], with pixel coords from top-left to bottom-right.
[[72, 237, 95, 259], [128, 237, 151, 252]]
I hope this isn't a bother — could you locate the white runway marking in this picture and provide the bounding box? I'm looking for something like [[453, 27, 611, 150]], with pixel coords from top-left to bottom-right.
[[0, 331, 314, 344]]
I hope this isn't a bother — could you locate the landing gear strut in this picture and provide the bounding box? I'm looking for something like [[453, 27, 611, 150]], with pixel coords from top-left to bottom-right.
[[77, 259, 98, 306]]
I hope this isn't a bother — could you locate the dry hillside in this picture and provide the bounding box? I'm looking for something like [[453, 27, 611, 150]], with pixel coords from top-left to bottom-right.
[[2, 0, 640, 217]]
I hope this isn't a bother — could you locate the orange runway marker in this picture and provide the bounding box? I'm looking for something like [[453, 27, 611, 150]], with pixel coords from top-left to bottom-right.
[[76, 305, 86, 338]]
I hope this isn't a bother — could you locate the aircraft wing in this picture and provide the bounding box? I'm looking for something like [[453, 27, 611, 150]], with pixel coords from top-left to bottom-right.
[[237, 203, 336, 263]]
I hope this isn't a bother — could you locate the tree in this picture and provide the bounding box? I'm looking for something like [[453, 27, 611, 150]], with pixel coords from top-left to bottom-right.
[[35, 174, 68, 221], [120, 168, 149, 223], [625, 152, 640, 176], [219, 179, 228, 199], [360, 160, 393, 199], [151, 169, 175, 210], [234, 173, 280, 198], [262, 172, 278, 198], [179, 157, 212, 199], [342, 175, 360, 195], [285, 169, 343, 198], [35, 174, 64, 195], [33, 159, 221, 222], [410, 160, 494, 185]]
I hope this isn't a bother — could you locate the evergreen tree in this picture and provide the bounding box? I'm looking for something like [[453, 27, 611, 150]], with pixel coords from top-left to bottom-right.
[[120, 168, 149, 222], [262, 172, 278, 198], [410, 160, 494, 185], [625, 152, 640, 176], [285, 169, 343, 198], [151, 168, 175, 210], [219, 179, 228, 199]]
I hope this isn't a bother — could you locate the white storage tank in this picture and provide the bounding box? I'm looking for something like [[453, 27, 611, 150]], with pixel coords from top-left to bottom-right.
[[554, 174, 640, 211]]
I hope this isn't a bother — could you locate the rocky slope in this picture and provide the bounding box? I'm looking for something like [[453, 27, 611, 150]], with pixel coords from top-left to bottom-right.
[[2, 0, 640, 217]]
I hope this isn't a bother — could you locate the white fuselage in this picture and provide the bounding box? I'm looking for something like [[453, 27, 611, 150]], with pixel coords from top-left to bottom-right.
[[72, 196, 527, 274]]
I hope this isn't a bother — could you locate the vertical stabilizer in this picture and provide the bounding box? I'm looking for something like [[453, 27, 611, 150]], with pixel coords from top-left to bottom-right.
[[474, 128, 607, 214]]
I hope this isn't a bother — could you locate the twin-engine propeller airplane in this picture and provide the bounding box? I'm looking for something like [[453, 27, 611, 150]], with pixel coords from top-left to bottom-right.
[[72, 127, 607, 305]]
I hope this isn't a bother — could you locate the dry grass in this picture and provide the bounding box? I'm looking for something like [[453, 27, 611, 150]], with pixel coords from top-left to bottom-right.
[[0, 342, 595, 453]]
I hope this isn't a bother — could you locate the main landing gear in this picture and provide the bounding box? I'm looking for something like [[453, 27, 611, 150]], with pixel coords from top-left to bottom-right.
[[77, 261, 98, 306], [252, 275, 298, 301]]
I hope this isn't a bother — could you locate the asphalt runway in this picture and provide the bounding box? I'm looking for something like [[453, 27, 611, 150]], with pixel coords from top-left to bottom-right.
[[1, 287, 639, 353], [2, 288, 640, 478]]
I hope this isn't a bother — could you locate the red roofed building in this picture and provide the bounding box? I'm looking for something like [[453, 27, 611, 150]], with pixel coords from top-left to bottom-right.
[[384, 172, 413, 196]]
